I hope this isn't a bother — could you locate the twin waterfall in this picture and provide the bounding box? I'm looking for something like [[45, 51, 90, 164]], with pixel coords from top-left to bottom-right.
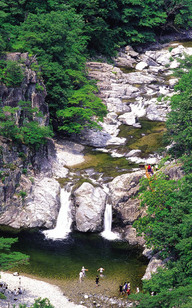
[[43, 187, 120, 241]]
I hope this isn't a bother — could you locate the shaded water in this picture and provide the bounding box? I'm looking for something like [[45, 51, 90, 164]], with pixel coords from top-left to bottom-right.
[[0, 230, 148, 291]]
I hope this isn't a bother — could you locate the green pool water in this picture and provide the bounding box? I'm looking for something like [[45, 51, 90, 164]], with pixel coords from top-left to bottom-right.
[[1, 230, 148, 291]]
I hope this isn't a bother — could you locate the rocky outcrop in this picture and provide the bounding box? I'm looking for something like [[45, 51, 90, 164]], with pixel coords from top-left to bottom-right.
[[74, 182, 107, 232], [81, 43, 192, 158], [124, 226, 145, 246], [0, 52, 49, 126], [108, 171, 145, 205], [0, 137, 85, 229], [142, 253, 170, 280], [0, 177, 60, 229], [108, 171, 146, 245]]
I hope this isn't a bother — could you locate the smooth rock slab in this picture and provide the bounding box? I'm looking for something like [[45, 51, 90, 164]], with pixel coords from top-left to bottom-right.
[[74, 182, 107, 232]]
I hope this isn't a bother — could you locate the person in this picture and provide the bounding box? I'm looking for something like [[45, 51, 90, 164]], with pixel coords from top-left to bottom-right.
[[119, 284, 123, 294], [147, 165, 153, 175], [127, 288, 131, 296], [79, 271, 83, 283], [13, 288, 18, 300], [136, 287, 140, 293], [81, 266, 88, 277], [97, 267, 105, 276], [95, 275, 99, 286], [18, 287, 23, 294]]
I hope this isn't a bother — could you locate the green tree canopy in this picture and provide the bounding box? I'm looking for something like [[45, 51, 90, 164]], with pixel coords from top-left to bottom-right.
[[0, 237, 28, 270], [165, 59, 192, 157]]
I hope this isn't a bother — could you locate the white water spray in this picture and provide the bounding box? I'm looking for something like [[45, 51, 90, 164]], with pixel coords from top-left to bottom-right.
[[43, 188, 72, 240], [101, 203, 120, 241]]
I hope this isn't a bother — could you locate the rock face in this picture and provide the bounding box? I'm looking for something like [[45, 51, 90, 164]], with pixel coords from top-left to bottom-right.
[[0, 137, 85, 229], [0, 52, 49, 126], [108, 171, 146, 245], [81, 43, 192, 154], [0, 177, 60, 229], [74, 182, 107, 232], [142, 254, 165, 280]]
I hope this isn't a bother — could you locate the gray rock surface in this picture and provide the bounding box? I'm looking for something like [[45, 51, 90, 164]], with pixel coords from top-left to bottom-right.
[[74, 182, 107, 232]]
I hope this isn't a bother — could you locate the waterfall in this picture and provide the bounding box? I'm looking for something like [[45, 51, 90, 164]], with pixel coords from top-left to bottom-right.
[[43, 187, 72, 240], [101, 203, 120, 241]]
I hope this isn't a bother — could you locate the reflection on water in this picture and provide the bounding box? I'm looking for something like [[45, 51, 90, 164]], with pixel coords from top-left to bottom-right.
[[0, 230, 148, 290]]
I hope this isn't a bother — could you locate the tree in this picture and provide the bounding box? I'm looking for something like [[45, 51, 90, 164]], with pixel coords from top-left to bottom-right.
[[0, 237, 28, 270], [0, 103, 53, 148], [132, 170, 192, 307], [12, 9, 107, 133], [165, 61, 192, 157], [57, 84, 107, 134], [0, 59, 24, 87]]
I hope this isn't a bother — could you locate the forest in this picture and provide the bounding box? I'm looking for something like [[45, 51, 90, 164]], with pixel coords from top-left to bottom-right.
[[0, 1, 192, 307], [0, 0, 192, 137]]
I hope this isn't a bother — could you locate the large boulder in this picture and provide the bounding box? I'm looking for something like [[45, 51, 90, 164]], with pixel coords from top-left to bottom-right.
[[108, 171, 145, 206], [124, 226, 145, 246], [142, 254, 166, 280], [74, 182, 107, 232], [0, 177, 60, 229]]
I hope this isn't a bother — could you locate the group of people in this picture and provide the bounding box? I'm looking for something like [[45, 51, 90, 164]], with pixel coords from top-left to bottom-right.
[[119, 282, 140, 296], [0, 279, 23, 302], [119, 281, 131, 296], [79, 266, 105, 286]]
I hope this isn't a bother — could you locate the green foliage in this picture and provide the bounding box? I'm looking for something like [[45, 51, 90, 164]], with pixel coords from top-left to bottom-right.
[[57, 84, 107, 133], [0, 292, 6, 299], [0, 1, 191, 134], [0, 102, 53, 148], [18, 190, 27, 199], [19, 297, 54, 308], [165, 64, 192, 157], [133, 167, 192, 307], [11, 9, 107, 132], [0, 237, 28, 270], [0, 59, 24, 87], [131, 284, 192, 308]]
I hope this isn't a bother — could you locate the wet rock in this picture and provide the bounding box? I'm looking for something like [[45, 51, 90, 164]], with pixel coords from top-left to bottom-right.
[[74, 182, 107, 232]]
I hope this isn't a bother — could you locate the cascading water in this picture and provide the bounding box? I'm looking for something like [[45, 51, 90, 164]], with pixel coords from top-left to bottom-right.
[[43, 187, 72, 240], [101, 203, 120, 241]]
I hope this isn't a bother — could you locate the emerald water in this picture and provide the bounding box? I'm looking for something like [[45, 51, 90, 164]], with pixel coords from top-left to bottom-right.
[[0, 230, 148, 291]]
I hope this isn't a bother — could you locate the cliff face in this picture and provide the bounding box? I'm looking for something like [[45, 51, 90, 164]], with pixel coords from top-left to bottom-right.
[[0, 52, 49, 125], [0, 53, 52, 222]]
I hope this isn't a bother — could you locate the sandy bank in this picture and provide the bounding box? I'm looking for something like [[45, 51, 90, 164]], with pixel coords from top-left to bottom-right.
[[0, 272, 85, 308]]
